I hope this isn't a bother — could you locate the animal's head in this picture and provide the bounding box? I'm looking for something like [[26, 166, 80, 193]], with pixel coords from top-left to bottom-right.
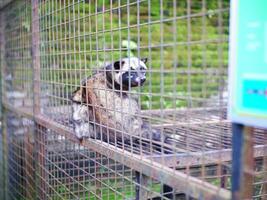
[[106, 57, 147, 90]]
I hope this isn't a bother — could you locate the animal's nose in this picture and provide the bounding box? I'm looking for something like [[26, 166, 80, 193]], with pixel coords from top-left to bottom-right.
[[140, 76, 146, 83]]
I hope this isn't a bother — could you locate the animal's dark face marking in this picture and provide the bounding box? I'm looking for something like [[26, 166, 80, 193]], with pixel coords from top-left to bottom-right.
[[106, 57, 148, 90], [121, 68, 146, 87], [113, 60, 125, 70]]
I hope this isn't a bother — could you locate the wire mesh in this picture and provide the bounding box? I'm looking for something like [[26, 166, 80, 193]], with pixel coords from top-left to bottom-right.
[[0, 0, 12, 9], [0, 0, 266, 200], [1, 0, 33, 113]]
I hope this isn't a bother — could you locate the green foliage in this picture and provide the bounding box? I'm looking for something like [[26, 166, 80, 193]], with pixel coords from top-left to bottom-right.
[[40, 0, 230, 110], [122, 40, 137, 57], [54, 178, 165, 200]]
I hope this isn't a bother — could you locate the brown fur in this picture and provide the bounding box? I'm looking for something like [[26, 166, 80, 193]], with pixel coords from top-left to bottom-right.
[[78, 72, 143, 143], [71, 58, 173, 151]]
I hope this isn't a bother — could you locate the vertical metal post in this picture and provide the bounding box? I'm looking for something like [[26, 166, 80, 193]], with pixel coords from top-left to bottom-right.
[[163, 184, 174, 199], [135, 172, 155, 200], [25, 125, 35, 200], [0, 10, 6, 104], [31, 0, 40, 115], [232, 123, 254, 200], [35, 125, 46, 200], [0, 11, 8, 200], [263, 133, 267, 200], [0, 24, 2, 200], [31, 0, 44, 199], [95, 152, 102, 199], [241, 126, 254, 198], [220, 165, 227, 189], [1, 107, 8, 200]]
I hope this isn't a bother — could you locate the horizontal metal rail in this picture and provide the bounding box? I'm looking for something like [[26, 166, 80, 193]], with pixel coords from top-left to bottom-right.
[[149, 145, 265, 168]]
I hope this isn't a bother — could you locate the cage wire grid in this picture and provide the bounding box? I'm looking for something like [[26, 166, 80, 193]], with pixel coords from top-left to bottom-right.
[[0, 0, 266, 200]]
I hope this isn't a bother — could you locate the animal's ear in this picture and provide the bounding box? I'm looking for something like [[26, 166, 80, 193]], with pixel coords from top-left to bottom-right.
[[105, 63, 112, 71], [113, 60, 125, 70], [141, 57, 148, 64], [81, 86, 87, 104]]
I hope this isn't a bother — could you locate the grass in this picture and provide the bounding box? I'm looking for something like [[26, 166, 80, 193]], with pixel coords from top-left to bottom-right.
[[54, 178, 162, 200]]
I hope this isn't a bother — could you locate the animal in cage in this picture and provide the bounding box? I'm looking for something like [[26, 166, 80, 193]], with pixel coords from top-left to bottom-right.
[[71, 57, 173, 151]]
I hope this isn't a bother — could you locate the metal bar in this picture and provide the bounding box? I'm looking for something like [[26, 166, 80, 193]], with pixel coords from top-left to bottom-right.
[[31, 0, 40, 115], [1, 1, 260, 199], [149, 145, 264, 168], [2, 100, 266, 166], [1, 108, 8, 200], [0, 11, 7, 200], [231, 123, 254, 200], [35, 124, 47, 200], [135, 171, 150, 200], [241, 126, 254, 199], [0, 1, 236, 198], [24, 127, 35, 199], [163, 184, 174, 199], [0, 21, 2, 200], [31, 1, 46, 200], [231, 123, 243, 200], [0, 11, 6, 104], [262, 133, 267, 200], [95, 152, 102, 199], [220, 165, 227, 189], [35, 114, 231, 199]]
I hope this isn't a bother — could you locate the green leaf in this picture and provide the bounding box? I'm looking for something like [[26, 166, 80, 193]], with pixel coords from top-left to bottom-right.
[[122, 40, 137, 50]]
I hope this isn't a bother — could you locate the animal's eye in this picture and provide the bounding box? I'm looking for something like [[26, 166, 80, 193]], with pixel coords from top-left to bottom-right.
[[130, 67, 135, 71], [114, 60, 124, 70], [114, 61, 120, 70]]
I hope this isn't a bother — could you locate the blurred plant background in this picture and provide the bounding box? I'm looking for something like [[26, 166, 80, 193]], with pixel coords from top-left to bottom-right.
[[6, 0, 230, 110]]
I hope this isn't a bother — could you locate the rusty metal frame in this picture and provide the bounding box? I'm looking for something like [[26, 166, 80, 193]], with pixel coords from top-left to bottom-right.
[[231, 124, 261, 200], [3, 96, 267, 199], [32, 1, 47, 200], [32, 0, 40, 115], [240, 127, 254, 199], [1, 0, 266, 200], [0, 100, 232, 200]]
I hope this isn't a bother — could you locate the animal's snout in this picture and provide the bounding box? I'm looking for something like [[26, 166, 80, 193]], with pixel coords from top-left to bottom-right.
[[139, 71, 146, 84], [140, 76, 146, 84]]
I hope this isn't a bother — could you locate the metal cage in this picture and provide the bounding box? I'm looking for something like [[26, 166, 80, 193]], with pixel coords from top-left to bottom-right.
[[0, 0, 266, 200]]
